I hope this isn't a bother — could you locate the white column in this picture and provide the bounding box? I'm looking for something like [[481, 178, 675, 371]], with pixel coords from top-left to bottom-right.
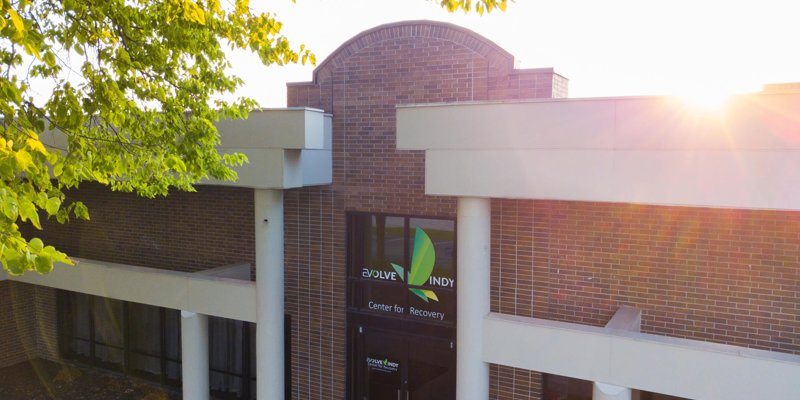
[[593, 382, 633, 400], [181, 310, 209, 400], [456, 197, 491, 400], [255, 189, 284, 400], [592, 306, 639, 400]]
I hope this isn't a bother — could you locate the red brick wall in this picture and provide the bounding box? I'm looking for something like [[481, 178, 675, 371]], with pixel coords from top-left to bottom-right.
[[286, 21, 561, 400], [492, 199, 800, 356], [31, 183, 255, 273], [13, 184, 256, 369]]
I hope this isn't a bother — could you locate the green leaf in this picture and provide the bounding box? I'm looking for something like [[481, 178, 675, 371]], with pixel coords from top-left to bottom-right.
[[391, 263, 405, 281], [421, 289, 439, 302], [28, 237, 44, 252], [408, 228, 436, 286], [409, 288, 429, 303], [45, 197, 61, 215], [7, 8, 24, 33], [4, 256, 26, 275], [0, 196, 18, 220], [14, 149, 33, 170], [19, 199, 41, 229], [33, 255, 53, 274]]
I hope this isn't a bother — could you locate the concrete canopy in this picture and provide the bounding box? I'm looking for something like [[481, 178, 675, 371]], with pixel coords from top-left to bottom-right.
[[397, 93, 800, 210]]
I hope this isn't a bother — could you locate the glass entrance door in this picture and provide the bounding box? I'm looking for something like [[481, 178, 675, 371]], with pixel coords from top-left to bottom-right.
[[354, 325, 455, 400]]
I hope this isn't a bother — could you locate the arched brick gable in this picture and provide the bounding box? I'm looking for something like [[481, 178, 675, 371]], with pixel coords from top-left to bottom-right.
[[312, 20, 515, 83]]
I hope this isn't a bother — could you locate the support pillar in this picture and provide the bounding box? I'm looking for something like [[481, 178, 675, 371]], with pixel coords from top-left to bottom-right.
[[592, 306, 640, 400], [181, 311, 209, 400], [593, 382, 633, 400], [456, 197, 491, 400], [255, 189, 284, 400]]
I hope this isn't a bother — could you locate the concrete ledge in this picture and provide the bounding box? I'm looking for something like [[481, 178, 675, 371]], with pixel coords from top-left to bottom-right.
[[41, 108, 334, 190], [5, 258, 257, 322], [424, 149, 800, 210], [398, 94, 800, 151], [483, 312, 800, 400], [194, 263, 251, 280], [605, 305, 642, 332], [398, 94, 800, 210], [216, 108, 327, 150]]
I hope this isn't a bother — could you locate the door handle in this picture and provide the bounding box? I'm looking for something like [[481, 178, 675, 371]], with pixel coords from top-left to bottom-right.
[[397, 389, 401, 400]]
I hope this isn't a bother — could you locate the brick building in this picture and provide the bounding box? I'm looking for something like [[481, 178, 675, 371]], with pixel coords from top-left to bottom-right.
[[1, 20, 799, 400]]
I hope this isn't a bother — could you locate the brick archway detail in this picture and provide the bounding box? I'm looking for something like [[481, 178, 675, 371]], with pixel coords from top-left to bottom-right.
[[312, 20, 515, 83]]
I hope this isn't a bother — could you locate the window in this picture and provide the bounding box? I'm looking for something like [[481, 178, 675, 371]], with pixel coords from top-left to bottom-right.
[[347, 213, 457, 325], [57, 291, 283, 399]]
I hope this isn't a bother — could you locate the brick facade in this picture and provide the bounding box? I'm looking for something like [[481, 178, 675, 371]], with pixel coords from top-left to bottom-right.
[[7, 184, 256, 369], [286, 21, 562, 400], [3, 19, 797, 400], [492, 199, 800, 355], [32, 183, 256, 273]]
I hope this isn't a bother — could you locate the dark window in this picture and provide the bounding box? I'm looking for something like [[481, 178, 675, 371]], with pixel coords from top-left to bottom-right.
[[347, 213, 456, 325], [542, 374, 689, 400], [57, 291, 289, 400]]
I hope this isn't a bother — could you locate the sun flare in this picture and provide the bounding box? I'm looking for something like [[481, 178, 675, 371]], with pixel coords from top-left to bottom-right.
[[674, 87, 742, 115]]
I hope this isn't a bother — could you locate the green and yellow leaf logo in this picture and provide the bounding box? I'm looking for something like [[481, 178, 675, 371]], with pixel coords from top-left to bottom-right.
[[391, 227, 439, 303]]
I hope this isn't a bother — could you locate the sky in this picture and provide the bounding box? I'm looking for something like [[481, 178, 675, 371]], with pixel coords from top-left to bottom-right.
[[225, 0, 800, 108]]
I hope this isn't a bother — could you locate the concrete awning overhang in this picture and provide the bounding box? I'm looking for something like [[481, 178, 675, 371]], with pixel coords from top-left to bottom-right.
[[210, 107, 332, 189], [397, 93, 800, 210], [40, 107, 333, 190], [5, 258, 257, 322]]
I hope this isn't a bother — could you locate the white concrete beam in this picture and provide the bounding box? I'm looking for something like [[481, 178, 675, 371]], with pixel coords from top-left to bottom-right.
[[424, 149, 800, 210], [483, 312, 800, 400], [397, 94, 800, 151], [216, 108, 327, 150], [397, 93, 800, 210], [4, 258, 257, 322]]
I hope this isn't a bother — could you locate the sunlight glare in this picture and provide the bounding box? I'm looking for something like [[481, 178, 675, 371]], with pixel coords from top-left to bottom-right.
[[676, 87, 739, 115]]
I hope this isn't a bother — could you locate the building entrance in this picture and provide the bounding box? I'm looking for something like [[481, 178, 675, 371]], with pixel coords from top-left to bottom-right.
[[352, 325, 455, 400], [346, 214, 456, 400]]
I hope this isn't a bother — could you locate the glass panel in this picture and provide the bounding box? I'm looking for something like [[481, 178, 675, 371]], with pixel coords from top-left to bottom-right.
[[211, 371, 243, 397], [407, 336, 455, 400], [130, 353, 161, 377], [409, 218, 455, 284], [209, 317, 244, 396], [359, 282, 407, 318], [362, 328, 404, 400], [543, 374, 592, 400], [128, 303, 161, 356], [94, 344, 124, 365], [69, 338, 91, 357], [93, 298, 123, 347], [407, 288, 454, 324], [249, 323, 257, 378], [166, 360, 182, 381], [72, 293, 91, 340], [357, 216, 406, 283], [164, 308, 181, 361]]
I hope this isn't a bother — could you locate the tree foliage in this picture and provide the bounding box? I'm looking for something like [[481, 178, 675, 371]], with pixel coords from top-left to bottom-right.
[[0, 0, 507, 276], [438, 0, 509, 15], [0, 0, 313, 275]]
